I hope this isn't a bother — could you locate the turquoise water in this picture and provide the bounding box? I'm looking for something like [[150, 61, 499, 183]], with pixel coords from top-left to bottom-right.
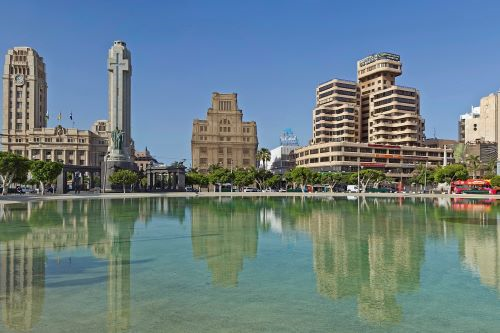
[[1, 197, 500, 332]]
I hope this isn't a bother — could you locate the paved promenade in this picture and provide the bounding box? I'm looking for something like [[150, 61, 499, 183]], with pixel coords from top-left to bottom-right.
[[0, 190, 498, 204]]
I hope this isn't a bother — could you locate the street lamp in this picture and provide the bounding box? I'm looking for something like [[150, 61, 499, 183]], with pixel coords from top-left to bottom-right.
[[423, 160, 430, 193]]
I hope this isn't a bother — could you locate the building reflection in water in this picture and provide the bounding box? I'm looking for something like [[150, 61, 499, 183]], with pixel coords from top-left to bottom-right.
[[0, 198, 155, 332], [289, 198, 425, 324], [191, 198, 258, 287], [440, 198, 500, 295], [4, 196, 500, 329]]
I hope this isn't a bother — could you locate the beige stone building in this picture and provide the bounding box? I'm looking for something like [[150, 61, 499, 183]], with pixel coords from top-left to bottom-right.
[[460, 93, 500, 144], [134, 147, 158, 171], [191, 92, 258, 173], [1, 46, 109, 166]]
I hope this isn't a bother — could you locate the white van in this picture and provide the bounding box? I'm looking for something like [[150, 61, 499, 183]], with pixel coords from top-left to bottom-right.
[[346, 185, 359, 193]]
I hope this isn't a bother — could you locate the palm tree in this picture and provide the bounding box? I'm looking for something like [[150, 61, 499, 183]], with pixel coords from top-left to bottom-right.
[[257, 148, 271, 169], [256, 150, 263, 168], [261, 148, 271, 169], [466, 155, 480, 179]]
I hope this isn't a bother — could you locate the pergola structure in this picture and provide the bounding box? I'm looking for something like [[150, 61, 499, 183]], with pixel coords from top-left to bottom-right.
[[56, 165, 101, 194], [145, 163, 186, 192]]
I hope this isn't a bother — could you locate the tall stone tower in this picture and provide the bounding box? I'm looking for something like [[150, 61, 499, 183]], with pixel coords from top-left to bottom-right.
[[2, 47, 47, 155], [107, 40, 132, 160], [103, 41, 136, 192]]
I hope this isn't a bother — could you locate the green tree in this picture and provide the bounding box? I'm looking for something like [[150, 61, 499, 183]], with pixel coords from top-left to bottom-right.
[[249, 167, 272, 190], [409, 163, 433, 186], [466, 155, 480, 179], [481, 160, 497, 179], [30, 160, 63, 195], [490, 175, 500, 187], [233, 168, 254, 191], [140, 176, 148, 189], [264, 174, 281, 189], [357, 169, 386, 192], [0, 152, 31, 195], [432, 164, 468, 184], [289, 167, 313, 192], [321, 172, 346, 192], [207, 165, 232, 192], [186, 169, 209, 191], [108, 169, 139, 193]]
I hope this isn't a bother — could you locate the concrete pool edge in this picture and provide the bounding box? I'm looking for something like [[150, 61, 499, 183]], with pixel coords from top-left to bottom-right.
[[0, 191, 498, 204]]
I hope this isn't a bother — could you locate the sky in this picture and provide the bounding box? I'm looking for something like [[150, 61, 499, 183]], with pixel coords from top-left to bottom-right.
[[1, 0, 500, 165]]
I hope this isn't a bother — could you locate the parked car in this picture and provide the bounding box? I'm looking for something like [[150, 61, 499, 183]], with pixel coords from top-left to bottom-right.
[[278, 188, 287, 193], [185, 186, 199, 193], [243, 187, 259, 192], [347, 185, 359, 193]]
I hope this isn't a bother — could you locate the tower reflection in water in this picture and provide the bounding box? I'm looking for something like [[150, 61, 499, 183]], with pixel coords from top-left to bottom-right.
[[0, 199, 137, 332]]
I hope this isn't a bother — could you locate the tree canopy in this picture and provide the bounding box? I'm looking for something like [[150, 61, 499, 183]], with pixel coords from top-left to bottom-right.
[[0, 152, 31, 195], [109, 169, 139, 193], [30, 160, 63, 195]]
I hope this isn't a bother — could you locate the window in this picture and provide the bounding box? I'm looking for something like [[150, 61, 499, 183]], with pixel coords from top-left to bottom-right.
[[218, 147, 223, 154], [15, 123, 22, 130], [16, 102, 22, 109], [200, 158, 208, 165], [200, 147, 207, 153], [243, 148, 249, 155], [45, 138, 52, 142], [243, 159, 250, 165], [16, 91, 22, 98]]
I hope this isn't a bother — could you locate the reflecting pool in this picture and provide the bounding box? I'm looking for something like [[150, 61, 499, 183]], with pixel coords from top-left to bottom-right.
[[1, 196, 500, 332]]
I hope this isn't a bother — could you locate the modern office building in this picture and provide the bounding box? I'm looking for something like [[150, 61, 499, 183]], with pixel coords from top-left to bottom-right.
[[191, 92, 258, 173], [312, 79, 360, 144], [297, 52, 450, 179], [357, 53, 424, 146], [1, 46, 109, 166], [311, 52, 424, 146], [267, 129, 300, 174]]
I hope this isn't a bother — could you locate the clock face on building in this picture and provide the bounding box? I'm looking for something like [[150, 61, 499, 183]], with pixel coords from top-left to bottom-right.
[[14, 74, 24, 85]]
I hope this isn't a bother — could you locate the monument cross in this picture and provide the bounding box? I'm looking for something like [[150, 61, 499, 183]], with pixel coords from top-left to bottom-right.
[[109, 51, 129, 135]]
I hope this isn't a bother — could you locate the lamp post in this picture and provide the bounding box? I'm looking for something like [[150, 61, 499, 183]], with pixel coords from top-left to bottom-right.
[[423, 161, 428, 193]]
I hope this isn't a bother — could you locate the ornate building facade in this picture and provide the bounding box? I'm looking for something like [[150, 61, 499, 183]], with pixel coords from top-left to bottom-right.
[[1, 47, 112, 167], [191, 93, 258, 173]]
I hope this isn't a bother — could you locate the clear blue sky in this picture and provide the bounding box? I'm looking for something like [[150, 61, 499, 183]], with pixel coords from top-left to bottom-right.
[[1, 0, 500, 165]]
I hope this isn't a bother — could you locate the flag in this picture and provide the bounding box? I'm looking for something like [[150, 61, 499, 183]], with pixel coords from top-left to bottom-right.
[[69, 112, 73, 121], [45, 110, 49, 120], [57, 113, 62, 121]]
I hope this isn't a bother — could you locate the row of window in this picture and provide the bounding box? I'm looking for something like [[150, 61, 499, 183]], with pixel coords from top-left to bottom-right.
[[199, 158, 251, 166], [315, 115, 356, 122], [374, 104, 417, 113], [374, 97, 416, 107], [33, 137, 86, 143], [318, 89, 357, 99]]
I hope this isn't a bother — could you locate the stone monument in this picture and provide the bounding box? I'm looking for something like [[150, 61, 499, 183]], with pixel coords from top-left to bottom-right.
[[102, 41, 136, 192]]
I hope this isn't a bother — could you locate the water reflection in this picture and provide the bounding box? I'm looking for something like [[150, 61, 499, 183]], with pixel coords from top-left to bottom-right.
[[191, 198, 258, 287], [2, 197, 500, 330]]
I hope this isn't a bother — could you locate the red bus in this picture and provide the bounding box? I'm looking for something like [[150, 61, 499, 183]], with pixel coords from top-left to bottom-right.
[[451, 179, 497, 194]]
